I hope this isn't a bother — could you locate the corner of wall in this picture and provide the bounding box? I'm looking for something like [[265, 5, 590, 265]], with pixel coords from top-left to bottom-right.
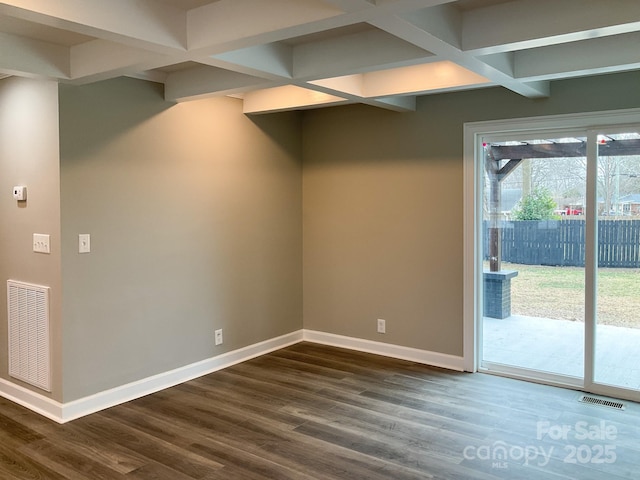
[[0, 77, 63, 402]]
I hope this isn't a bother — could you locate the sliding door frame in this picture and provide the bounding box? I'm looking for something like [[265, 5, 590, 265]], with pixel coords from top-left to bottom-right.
[[463, 108, 640, 402]]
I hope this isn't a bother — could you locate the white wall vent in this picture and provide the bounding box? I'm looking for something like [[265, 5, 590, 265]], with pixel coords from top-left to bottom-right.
[[7, 280, 51, 392]]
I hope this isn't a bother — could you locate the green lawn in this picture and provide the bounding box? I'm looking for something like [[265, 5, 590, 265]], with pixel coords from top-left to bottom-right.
[[504, 262, 640, 327]]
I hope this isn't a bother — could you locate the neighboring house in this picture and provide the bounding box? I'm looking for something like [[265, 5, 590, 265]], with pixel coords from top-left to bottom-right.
[[619, 194, 640, 215]]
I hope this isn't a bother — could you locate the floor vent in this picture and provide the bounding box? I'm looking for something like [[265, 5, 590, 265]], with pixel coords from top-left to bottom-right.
[[7, 280, 51, 392], [578, 394, 625, 410]]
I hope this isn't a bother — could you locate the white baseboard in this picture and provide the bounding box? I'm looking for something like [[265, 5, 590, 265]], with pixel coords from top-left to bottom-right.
[[0, 378, 63, 423], [303, 330, 465, 372], [60, 329, 304, 423], [0, 330, 303, 423], [0, 328, 462, 423]]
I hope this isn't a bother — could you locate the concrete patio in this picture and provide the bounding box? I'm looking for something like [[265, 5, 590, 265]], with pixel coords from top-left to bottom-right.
[[483, 315, 640, 390]]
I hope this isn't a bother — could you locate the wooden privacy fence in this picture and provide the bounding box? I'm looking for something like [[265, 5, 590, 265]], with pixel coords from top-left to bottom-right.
[[484, 219, 640, 267]]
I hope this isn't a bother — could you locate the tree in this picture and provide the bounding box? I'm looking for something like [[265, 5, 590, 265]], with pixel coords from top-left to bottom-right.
[[512, 187, 557, 220]]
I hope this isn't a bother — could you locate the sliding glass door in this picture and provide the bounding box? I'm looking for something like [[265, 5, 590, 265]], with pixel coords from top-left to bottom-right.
[[480, 133, 587, 384], [594, 130, 640, 391], [475, 121, 640, 399]]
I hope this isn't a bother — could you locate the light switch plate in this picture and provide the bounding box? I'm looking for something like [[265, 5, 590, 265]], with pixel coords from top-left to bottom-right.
[[33, 234, 50, 254], [79, 234, 91, 253]]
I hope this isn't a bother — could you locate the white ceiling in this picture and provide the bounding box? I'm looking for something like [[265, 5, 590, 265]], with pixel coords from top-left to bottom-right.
[[1, 0, 639, 114]]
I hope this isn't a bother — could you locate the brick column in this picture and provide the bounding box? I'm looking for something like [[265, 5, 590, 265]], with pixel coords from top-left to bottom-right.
[[483, 270, 518, 319]]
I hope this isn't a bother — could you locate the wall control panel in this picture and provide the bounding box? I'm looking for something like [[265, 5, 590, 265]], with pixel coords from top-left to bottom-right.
[[13, 186, 27, 201]]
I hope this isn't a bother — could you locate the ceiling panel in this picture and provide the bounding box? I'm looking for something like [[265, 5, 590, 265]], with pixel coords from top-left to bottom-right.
[[0, 0, 638, 113], [0, 15, 93, 46]]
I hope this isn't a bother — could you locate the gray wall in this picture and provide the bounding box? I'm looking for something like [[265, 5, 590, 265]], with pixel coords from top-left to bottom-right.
[[4, 69, 640, 405], [0, 77, 62, 400], [59, 78, 302, 402], [302, 71, 640, 357]]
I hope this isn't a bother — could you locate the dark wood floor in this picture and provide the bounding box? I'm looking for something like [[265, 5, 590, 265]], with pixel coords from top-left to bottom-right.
[[1, 342, 639, 479]]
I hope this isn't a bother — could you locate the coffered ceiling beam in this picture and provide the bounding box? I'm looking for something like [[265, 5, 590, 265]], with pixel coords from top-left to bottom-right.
[[361, 61, 489, 97], [187, 0, 343, 51], [462, 0, 640, 55], [319, 0, 375, 13], [3, 0, 638, 113], [400, 3, 461, 49], [0, 0, 187, 53], [69, 39, 170, 84], [304, 75, 417, 111], [364, 94, 416, 112], [293, 28, 434, 80], [164, 65, 273, 102], [211, 43, 294, 80], [512, 33, 640, 81], [310, 75, 364, 96], [372, 12, 549, 98], [0, 31, 68, 78], [243, 84, 349, 114]]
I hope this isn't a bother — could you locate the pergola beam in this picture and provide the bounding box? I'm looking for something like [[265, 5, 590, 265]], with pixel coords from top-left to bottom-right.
[[489, 139, 640, 160]]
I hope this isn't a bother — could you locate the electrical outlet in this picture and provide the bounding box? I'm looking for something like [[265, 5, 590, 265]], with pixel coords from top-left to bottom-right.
[[215, 329, 223, 346], [377, 318, 386, 334]]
